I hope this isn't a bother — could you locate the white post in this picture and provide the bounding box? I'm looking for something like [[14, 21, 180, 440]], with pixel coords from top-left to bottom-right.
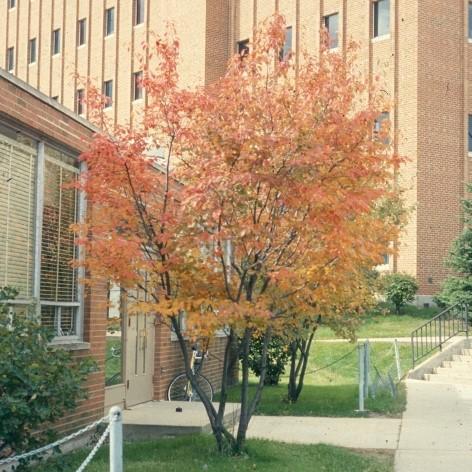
[[358, 343, 365, 412], [109, 407, 123, 472], [394, 339, 402, 381], [364, 340, 370, 399]]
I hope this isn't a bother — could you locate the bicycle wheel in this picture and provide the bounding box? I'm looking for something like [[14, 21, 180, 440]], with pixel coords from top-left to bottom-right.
[[167, 373, 214, 402]]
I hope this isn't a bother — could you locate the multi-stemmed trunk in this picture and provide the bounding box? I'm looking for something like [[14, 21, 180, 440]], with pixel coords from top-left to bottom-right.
[[287, 325, 317, 403], [172, 318, 271, 454]]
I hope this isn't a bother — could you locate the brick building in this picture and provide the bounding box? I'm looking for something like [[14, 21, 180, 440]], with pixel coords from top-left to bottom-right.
[[1, 0, 469, 305], [0, 69, 228, 428], [1, 0, 470, 415]]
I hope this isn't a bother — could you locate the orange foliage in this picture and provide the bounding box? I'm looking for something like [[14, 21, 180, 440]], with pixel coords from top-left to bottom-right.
[[75, 15, 404, 340]]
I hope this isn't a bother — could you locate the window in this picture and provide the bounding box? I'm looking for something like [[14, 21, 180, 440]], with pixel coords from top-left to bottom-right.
[[0, 135, 37, 299], [78, 18, 87, 46], [237, 39, 249, 57], [324, 13, 339, 49], [469, 2, 472, 39], [40, 146, 80, 337], [134, 0, 144, 25], [105, 7, 115, 36], [279, 26, 292, 61], [132, 71, 143, 101], [7, 0, 15, 8], [468, 115, 472, 154], [374, 111, 390, 143], [76, 89, 85, 115], [383, 254, 389, 265], [103, 80, 113, 108], [52, 28, 61, 55], [28, 38, 37, 64], [6, 46, 14, 72], [373, 0, 390, 38], [0, 130, 83, 339]]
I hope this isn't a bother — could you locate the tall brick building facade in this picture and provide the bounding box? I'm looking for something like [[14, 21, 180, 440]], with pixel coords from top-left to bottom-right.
[[1, 0, 470, 416]]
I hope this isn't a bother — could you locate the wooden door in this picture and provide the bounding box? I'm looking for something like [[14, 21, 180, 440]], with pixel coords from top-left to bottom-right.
[[125, 312, 155, 407]]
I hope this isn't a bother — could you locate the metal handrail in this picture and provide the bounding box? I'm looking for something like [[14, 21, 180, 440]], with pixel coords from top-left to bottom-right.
[[411, 303, 469, 367]]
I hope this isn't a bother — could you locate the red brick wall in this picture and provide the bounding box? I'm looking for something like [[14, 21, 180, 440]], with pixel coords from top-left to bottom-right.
[[153, 320, 235, 400], [0, 72, 106, 433], [416, 1, 466, 295], [0, 72, 94, 153]]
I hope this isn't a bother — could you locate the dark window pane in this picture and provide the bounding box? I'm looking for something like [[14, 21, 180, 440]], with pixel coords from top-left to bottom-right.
[[52, 29, 61, 55], [105, 7, 115, 36], [373, 0, 390, 38], [468, 115, 472, 153], [29, 38, 36, 64], [7, 47, 14, 71], [237, 39, 249, 57], [133, 71, 143, 100], [324, 13, 339, 49], [469, 3, 472, 39], [134, 0, 144, 25], [78, 19, 87, 46], [103, 80, 113, 108], [279, 26, 292, 61]]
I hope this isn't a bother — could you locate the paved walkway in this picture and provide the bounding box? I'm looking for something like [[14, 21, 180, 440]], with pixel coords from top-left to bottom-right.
[[247, 416, 401, 450], [394, 379, 472, 472], [318, 336, 463, 343]]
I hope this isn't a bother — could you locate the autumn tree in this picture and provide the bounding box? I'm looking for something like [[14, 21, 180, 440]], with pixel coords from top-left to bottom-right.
[[76, 16, 402, 454]]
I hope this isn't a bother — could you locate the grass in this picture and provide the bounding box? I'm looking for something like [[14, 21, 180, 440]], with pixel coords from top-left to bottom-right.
[[316, 304, 439, 340], [37, 435, 393, 472], [105, 339, 122, 386], [222, 341, 411, 417]]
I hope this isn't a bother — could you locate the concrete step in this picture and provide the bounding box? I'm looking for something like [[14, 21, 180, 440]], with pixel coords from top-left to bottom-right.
[[433, 366, 472, 376], [451, 354, 472, 362], [121, 401, 240, 441], [461, 348, 472, 355], [424, 373, 472, 385]]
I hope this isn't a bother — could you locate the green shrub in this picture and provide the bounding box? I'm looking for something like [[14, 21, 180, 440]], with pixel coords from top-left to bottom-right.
[[381, 273, 418, 314], [0, 287, 97, 463], [246, 335, 290, 386], [435, 276, 472, 307]]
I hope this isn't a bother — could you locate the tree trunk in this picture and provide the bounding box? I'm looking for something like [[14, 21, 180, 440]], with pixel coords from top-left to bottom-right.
[[287, 325, 317, 402], [171, 317, 236, 452], [234, 327, 271, 453]]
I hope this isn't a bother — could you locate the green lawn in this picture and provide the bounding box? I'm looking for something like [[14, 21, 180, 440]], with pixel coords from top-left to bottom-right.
[[316, 305, 439, 340], [222, 341, 411, 417], [105, 339, 122, 386], [38, 435, 393, 472]]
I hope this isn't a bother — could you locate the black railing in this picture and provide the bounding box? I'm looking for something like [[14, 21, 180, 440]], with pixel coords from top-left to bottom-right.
[[411, 303, 469, 367]]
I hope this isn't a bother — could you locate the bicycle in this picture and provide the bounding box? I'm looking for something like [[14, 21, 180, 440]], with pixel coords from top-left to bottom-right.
[[167, 346, 214, 401]]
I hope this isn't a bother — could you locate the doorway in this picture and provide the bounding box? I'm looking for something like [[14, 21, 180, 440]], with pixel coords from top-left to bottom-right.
[[125, 311, 155, 407], [104, 284, 155, 410]]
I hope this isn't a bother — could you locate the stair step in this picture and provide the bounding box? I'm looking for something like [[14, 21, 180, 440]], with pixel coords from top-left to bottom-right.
[[425, 373, 472, 385], [433, 366, 472, 376], [451, 354, 472, 362], [461, 348, 472, 355]]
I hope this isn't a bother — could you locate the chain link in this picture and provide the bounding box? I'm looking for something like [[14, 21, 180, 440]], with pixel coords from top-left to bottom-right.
[[0, 416, 106, 467]]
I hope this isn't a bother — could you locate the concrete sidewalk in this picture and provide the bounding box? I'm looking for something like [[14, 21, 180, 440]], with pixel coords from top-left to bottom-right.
[[394, 379, 472, 472], [247, 416, 401, 450]]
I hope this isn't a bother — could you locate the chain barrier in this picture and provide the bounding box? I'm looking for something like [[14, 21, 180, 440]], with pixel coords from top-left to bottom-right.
[[75, 423, 111, 472], [0, 417, 106, 467]]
